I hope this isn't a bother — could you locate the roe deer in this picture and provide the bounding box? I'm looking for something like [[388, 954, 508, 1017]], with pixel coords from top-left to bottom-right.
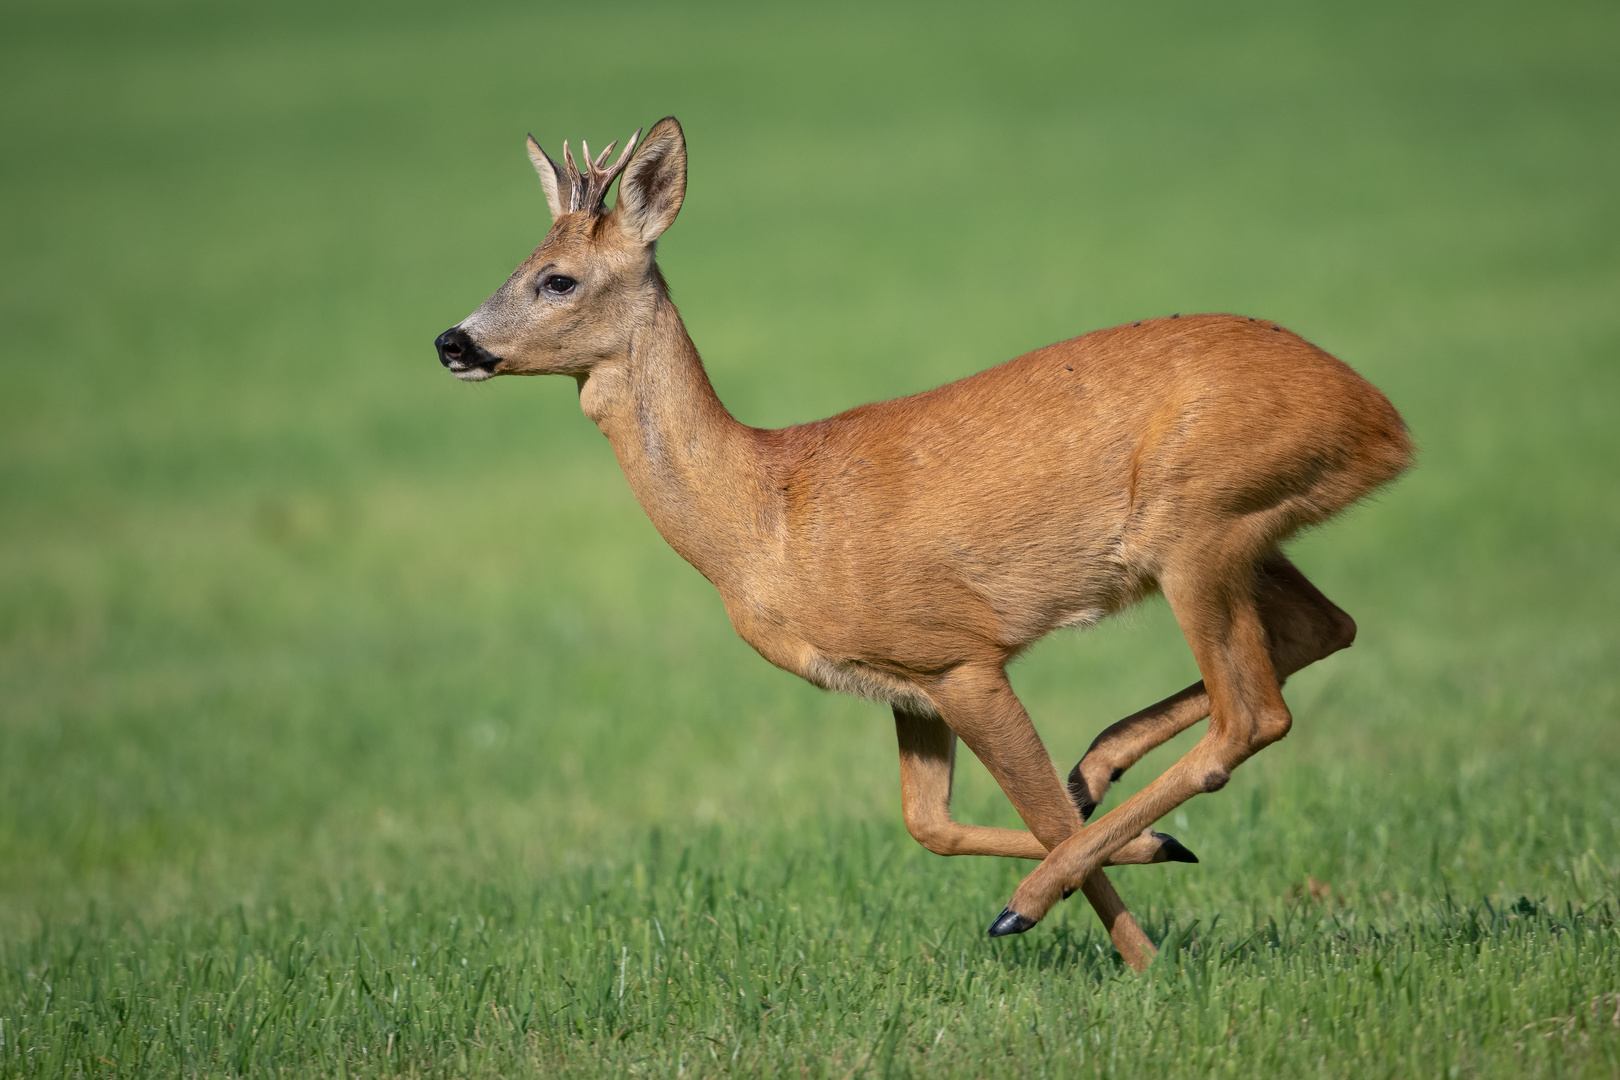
[[434, 117, 1412, 972]]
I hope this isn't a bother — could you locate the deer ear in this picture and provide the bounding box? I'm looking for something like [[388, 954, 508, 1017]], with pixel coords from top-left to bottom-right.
[[614, 116, 686, 243], [527, 134, 572, 220]]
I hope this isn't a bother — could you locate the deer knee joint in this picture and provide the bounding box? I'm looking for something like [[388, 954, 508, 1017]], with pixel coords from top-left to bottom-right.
[[1252, 703, 1293, 749], [906, 821, 958, 856]]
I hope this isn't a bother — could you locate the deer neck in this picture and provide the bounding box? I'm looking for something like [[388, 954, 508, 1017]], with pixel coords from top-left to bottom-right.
[[575, 287, 771, 586]]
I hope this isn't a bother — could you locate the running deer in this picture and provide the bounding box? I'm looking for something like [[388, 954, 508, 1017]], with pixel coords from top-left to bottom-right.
[[434, 117, 1412, 971]]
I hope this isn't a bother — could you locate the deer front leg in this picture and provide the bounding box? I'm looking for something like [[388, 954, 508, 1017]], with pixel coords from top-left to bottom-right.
[[989, 567, 1290, 936], [896, 707, 1197, 864], [896, 706, 1048, 859], [921, 669, 1160, 970]]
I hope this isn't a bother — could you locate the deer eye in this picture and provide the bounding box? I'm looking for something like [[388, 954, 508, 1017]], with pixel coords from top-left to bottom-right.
[[540, 274, 577, 296]]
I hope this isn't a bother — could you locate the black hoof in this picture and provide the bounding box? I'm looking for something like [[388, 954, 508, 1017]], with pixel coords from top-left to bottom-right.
[[1066, 766, 1098, 821], [987, 908, 1037, 937], [1153, 831, 1199, 863]]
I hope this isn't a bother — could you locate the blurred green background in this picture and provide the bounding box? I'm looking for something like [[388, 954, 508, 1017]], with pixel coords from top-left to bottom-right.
[[2, 0, 1617, 1075]]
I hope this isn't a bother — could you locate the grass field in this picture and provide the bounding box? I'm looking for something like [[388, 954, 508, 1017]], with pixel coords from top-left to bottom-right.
[[3, 0, 1618, 1075]]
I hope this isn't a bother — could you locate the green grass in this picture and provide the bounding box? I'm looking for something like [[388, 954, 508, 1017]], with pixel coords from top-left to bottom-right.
[[2, 0, 1618, 1075]]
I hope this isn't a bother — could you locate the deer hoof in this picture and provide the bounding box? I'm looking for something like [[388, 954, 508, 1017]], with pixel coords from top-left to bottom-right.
[[1152, 831, 1199, 863], [1066, 762, 1107, 821], [987, 907, 1038, 937]]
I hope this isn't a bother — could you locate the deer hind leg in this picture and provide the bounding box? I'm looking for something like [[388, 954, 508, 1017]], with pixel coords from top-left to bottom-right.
[[895, 707, 1195, 865], [989, 542, 1301, 936], [917, 667, 1172, 970], [1068, 551, 1357, 820]]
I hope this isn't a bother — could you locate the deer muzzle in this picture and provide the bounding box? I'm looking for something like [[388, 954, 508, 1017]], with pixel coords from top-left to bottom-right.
[[435, 326, 501, 381]]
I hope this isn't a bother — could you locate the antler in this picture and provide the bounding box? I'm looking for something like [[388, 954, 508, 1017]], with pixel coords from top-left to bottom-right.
[[560, 128, 642, 215]]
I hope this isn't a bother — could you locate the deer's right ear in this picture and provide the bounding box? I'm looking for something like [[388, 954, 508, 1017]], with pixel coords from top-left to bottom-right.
[[615, 116, 686, 244], [527, 134, 572, 220]]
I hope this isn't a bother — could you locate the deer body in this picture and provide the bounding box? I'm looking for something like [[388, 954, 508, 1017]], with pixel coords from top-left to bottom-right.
[[585, 299, 1404, 712], [435, 117, 1411, 971]]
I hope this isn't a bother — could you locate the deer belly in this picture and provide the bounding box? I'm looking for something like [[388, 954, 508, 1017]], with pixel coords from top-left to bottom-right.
[[797, 653, 940, 717]]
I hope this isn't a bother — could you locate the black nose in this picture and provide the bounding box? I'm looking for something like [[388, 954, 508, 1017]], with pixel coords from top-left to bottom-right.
[[435, 326, 471, 367]]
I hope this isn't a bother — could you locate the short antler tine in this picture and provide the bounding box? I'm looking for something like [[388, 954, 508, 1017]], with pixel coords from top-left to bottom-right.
[[562, 129, 641, 211], [561, 140, 584, 212], [603, 128, 642, 182]]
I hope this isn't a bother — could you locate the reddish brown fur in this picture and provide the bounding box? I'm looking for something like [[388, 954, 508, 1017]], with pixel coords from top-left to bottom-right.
[[441, 117, 1413, 970]]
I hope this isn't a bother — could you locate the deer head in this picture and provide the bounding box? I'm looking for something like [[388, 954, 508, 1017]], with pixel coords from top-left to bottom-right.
[[435, 116, 688, 382]]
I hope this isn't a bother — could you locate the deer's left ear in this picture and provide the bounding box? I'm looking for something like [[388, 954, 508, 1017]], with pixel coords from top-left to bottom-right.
[[614, 117, 686, 244], [527, 134, 573, 219]]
